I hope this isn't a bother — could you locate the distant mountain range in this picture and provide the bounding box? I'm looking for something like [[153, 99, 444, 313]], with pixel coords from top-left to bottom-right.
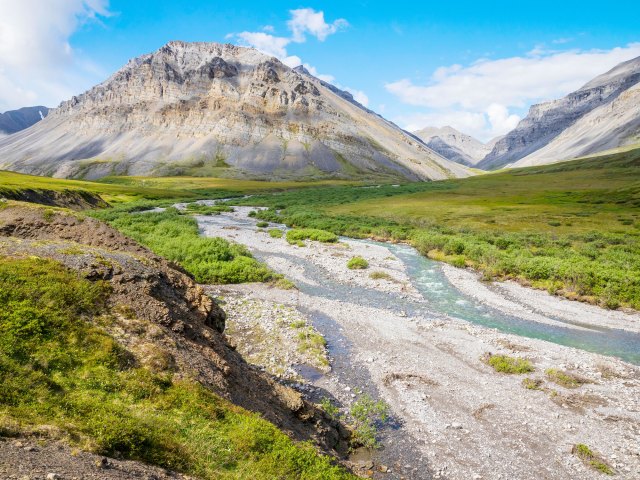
[[413, 126, 501, 167], [0, 41, 469, 181], [0, 106, 49, 135], [1, 45, 638, 178], [410, 56, 640, 170]]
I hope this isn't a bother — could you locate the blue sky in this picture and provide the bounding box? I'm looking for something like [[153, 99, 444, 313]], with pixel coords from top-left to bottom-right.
[[2, 0, 640, 140]]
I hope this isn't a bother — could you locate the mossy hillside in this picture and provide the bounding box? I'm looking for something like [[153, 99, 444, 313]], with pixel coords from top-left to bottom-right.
[[0, 256, 354, 479]]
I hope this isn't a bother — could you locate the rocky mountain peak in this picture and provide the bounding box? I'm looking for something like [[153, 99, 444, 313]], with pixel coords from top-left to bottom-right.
[[0, 41, 470, 181]]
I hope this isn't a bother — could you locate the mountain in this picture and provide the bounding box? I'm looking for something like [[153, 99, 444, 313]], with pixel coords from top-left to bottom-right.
[[0, 106, 49, 135], [0, 41, 469, 181], [413, 126, 500, 166], [479, 56, 640, 170]]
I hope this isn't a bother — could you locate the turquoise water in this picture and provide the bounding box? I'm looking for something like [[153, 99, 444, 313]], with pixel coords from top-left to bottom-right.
[[386, 242, 640, 365], [193, 207, 640, 366]]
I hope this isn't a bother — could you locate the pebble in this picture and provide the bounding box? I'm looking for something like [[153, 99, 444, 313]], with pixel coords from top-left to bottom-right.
[[46, 474, 60, 480]]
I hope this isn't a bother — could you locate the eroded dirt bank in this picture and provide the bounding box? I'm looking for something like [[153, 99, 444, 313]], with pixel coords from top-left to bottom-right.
[[198, 206, 640, 480]]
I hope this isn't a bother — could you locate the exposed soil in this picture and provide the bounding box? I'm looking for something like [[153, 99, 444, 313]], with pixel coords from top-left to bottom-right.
[[0, 188, 108, 210], [0, 437, 192, 480]]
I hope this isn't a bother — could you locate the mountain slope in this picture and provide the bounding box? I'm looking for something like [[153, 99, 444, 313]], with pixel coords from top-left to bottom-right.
[[514, 82, 640, 167], [0, 106, 49, 135], [479, 56, 640, 170], [0, 41, 469, 181], [414, 126, 498, 166]]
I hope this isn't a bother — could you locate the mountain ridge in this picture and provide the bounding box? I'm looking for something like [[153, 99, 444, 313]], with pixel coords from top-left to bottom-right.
[[0, 41, 469, 181], [479, 55, 640, 170], [0, 105, 49, 135], [413, 126, 500, 166]]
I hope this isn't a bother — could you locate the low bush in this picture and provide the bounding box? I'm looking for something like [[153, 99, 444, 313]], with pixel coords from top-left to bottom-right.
[[483, 353, 534, 374], [369, 271, 396, 282], [545, 368, 588, 389], [183, 203, 234, 215], [347, 256, 369, 270], [349, 394, 390, 449], [522, 378, 543, 390], [256, 221, 269, 228], [286, 228, 338, 245], [268, 228, 283, 238]]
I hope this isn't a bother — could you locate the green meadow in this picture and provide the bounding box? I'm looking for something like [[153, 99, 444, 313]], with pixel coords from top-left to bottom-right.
[[2, 147, 640, 309]]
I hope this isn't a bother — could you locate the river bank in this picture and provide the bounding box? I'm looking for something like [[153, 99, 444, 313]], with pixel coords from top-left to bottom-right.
[[196, 206, 640, 480]]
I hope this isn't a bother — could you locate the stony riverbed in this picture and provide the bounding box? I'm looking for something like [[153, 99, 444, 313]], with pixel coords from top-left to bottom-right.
[[194, 204, 640, 480]]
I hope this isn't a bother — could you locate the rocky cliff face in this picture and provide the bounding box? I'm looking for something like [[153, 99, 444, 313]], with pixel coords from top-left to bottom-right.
[[479, 56, 640, 170], [414, 126, 498, 166], [0, 106, 49, 135], [0, 41, 469, 181]]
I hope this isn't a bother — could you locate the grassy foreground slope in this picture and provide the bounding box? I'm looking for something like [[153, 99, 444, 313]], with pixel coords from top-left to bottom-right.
[[0, 170, 357, 204], [0, 255, 352, 479], [239, 148, 640, 309]]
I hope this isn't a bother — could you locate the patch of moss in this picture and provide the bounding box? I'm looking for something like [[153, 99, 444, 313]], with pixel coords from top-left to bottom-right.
[[545, 368, 588, 389], [572, 444, 615, 475]]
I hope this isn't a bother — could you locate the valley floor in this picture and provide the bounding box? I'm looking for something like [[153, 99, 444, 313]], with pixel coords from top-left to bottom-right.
[[199, 206, 640, 480]]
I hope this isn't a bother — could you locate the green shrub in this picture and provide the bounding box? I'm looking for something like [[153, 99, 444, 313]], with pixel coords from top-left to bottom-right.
[[256, 221, 269, 228], [183, 203, 234, 215], [286, 228, 338, 245], [522, 378, 543, 390], [268, 229, 283, 238], [349, 394, 390, 449], [572, 444, 614, 475], [369, 271, 396, 282], [545, 369, 588, 389], [483, 354, 534, 374], [347, 256, 369, 270]]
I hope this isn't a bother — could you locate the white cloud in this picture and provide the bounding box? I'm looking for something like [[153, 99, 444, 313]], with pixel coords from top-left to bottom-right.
[[0, 0, 109, 111], [233, 8, 347, 65], [232, 8, 367, 107], [387, 43, 640, 141], [236, 31, 290, 58], [287, 8, 348, 43], [345, 88, 369, 106]]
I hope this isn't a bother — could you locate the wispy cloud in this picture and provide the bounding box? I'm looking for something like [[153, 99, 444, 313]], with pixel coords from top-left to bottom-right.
[[386, 43, 640, 140], [230, 8, 368, 106], [0, 0, 110, 111]]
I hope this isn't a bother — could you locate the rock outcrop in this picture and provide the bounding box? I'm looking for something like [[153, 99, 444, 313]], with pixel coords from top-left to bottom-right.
[[0, 41, 469, 181], [479, 56, 640, 170]]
